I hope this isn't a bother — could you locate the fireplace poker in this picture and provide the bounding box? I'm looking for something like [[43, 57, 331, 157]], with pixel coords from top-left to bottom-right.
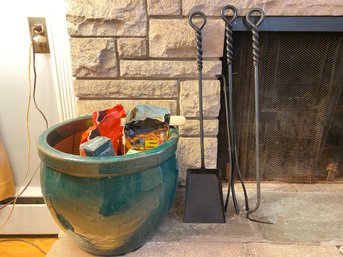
[[184, 11, 225, 223], [221, 5, 249, 215], [245, 8, 272, 224]]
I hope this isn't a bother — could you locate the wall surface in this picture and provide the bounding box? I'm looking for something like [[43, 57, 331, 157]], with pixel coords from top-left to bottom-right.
[[64, 0, 343, 183], [0, 1, 60, 187]]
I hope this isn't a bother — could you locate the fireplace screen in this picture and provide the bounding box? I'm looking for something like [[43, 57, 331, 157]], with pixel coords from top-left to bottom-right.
[[218, 31, 343, 183]]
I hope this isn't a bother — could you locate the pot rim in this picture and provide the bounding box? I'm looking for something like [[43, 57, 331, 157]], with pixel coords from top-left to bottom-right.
[[37, 116, 179, 177]]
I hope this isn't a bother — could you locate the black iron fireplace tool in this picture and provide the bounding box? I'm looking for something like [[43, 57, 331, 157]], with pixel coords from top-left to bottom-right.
[[220, 6, 272, 224], [184, 11, 225, 223], [220, 5, 250, 215], [245, 8, 273, 224]]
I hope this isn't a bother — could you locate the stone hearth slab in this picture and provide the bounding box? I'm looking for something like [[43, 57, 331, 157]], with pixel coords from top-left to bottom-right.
[[47, 235, 342, 257], [47, 184, 343, 256]]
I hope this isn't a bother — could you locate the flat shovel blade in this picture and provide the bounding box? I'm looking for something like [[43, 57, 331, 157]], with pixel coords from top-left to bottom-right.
[[184, 169, 225, 223]]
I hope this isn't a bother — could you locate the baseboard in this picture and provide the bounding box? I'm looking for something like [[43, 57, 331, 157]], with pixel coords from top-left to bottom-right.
[[0, 186, 60, 235]]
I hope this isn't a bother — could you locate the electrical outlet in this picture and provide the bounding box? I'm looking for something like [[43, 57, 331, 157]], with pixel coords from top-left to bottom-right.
[[28, 17, 50, 54]]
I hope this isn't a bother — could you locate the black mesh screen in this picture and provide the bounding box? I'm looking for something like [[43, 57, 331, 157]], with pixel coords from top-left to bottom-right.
[[218, 32, 343, 183]]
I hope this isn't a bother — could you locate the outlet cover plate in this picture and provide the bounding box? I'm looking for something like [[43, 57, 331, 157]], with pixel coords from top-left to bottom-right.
[[28, 17, 50, 54]]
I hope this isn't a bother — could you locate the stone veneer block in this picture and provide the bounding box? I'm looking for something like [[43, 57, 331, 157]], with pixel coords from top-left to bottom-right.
[[70, 38, 118, 78], [74, 80, 178, 99], [77, 99, 177, 116], [182, 0, 343, 16], [177, 137, 217, 183], [180, 119, 219, 136], [65, 0, 147, 36], [120, 60, 222, 78], [180, 80, 221, 118], [149, 19, 224, 58], [117, 38, 147, 58], [147, 0, 181, 15]]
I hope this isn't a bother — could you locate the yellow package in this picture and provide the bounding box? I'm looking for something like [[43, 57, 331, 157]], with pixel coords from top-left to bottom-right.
[[124, 105, 170, 152]]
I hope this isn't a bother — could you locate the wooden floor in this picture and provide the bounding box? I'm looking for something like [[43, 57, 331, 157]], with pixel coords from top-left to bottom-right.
[[0, 236, 57, 257]]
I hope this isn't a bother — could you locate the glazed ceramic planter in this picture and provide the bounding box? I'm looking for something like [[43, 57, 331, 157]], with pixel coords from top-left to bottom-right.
[[37, 116, 179, 256]]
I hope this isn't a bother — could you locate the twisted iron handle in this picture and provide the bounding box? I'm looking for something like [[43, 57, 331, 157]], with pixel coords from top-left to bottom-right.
[[188, 11, 207, 71], [246, 8, 265, 66], [221, 5, 238, 65]]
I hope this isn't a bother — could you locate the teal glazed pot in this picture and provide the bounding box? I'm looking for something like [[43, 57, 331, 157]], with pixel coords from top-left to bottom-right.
[[37, 116, 179, 256]]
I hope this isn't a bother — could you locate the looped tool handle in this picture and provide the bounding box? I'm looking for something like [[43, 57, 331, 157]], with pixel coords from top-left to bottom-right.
[[188, 11, 207, 32], [246, 8, 265, 28], [246, 8, 265, 66], [221, 5, 238, 65], [188, 11, 206, 71], [221, 5, 238, 25]]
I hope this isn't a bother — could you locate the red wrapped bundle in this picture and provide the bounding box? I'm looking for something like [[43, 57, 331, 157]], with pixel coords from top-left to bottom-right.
[[80, 104, 126, 156]]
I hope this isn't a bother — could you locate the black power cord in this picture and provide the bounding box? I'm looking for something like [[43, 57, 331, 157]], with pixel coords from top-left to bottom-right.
[[31, 26, 49, 129]]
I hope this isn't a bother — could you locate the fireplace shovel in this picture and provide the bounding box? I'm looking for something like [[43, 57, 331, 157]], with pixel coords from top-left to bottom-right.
[[184, 11, 225, 223]]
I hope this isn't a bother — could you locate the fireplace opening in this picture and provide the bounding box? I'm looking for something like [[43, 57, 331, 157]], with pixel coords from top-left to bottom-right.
[[217, 18, 343, 183]]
